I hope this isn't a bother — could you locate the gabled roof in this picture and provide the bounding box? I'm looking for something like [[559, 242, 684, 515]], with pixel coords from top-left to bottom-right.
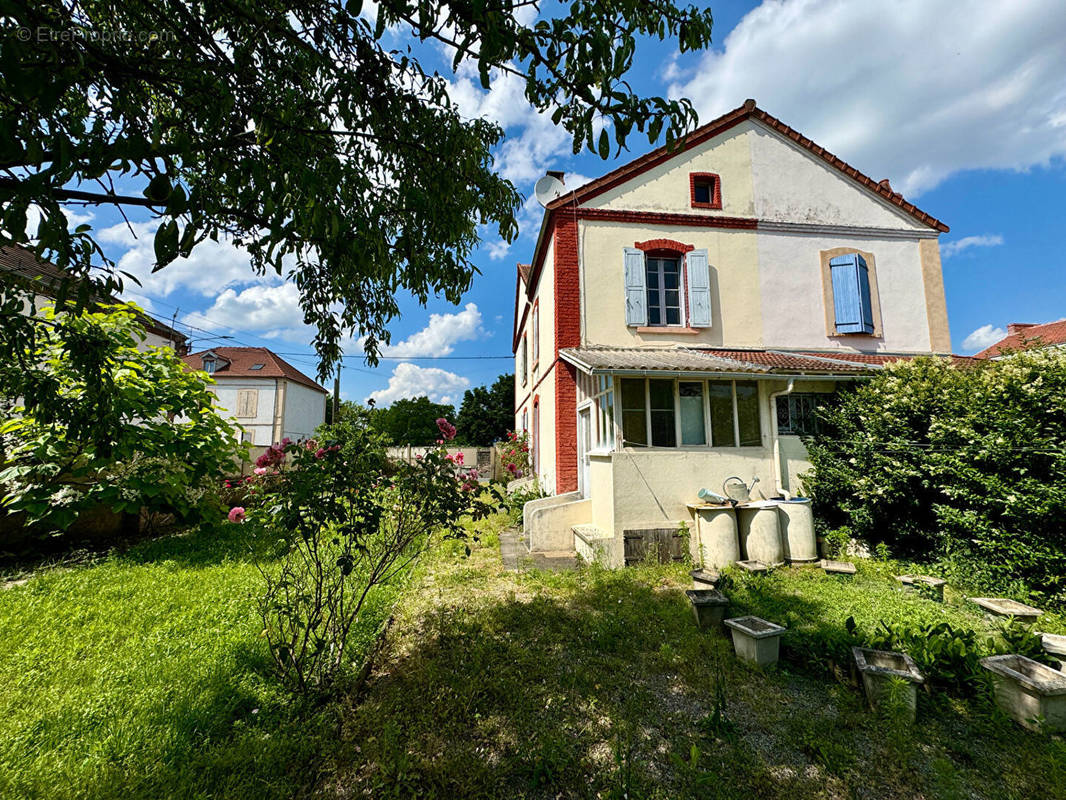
[[560, 346, 973, 376], [181, 347, 329, 394], [974, 319, 1066, 359], [545, 99, 949, 233], [0, 244, 188, 347]]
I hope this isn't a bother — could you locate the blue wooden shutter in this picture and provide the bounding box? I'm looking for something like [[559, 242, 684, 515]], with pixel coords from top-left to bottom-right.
[[686, 249, 712, 327], [624, 248, 647, 326], [830, 253, 874, 334]]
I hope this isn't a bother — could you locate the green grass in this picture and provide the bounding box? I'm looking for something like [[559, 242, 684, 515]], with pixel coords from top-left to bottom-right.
[[331, 514, 1066, 799], [0, 524, 404, 800]]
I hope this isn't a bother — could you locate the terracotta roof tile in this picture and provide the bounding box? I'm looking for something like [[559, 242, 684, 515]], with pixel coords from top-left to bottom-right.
[[974, 319, 1066, 359], [181, 347, 328, 393]]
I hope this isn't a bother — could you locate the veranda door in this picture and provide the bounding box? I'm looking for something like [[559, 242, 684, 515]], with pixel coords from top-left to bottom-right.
[[577, 407, 592, 497]]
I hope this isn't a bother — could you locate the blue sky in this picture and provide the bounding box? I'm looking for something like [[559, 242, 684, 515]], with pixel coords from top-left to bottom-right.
[[70, 0, 1066, 406]]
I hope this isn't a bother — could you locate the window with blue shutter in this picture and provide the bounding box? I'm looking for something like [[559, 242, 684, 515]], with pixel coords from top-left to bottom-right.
[[686, 249, 712, 327], [829, 253, 875, 334], [623, 248, 647, 326]]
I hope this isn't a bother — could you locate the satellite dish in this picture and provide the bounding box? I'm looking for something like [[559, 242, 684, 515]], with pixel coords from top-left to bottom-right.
[[534, 174, 565, 207]]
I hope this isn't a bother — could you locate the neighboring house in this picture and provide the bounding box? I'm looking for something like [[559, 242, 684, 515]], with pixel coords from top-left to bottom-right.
[[181, 347, 328, 446], [0, 244, 188, 353], [512, 99, 958, 562], [973, 320, 1066, 359]]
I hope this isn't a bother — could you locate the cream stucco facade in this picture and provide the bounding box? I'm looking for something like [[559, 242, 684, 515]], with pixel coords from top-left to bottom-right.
[[512, 102, 953, 564]]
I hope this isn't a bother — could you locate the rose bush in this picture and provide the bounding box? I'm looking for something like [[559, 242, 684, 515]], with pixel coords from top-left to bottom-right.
[[239, 416, 490, 692]]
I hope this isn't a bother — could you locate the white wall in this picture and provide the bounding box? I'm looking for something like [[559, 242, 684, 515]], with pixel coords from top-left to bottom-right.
[[210, 378, 277, 446], [756, 231, 932, 352], [282, 381, 327, 441]]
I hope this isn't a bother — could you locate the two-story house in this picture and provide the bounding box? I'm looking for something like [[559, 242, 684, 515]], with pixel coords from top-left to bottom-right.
[[512, 100, 954, 563], [181, 347, 328, 448]]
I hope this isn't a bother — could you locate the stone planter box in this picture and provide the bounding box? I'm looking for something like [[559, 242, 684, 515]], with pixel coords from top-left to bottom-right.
[[725, 616, 787, 667], [685, 589, 729, 630], [897, 575, 946, 601], [735, 559, 768, 573], [821, 559, 856, 575], [690, 569, 720, 589], [969, 597, 1042, 624], [981, 654, 1066, 732], [852, 646, 924, 722], [1040, 633, 1066, 671]]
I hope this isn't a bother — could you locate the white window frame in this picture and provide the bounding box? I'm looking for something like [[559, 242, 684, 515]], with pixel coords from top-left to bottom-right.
[[644, 255, 686, 328], [615, 377, 762, 449]]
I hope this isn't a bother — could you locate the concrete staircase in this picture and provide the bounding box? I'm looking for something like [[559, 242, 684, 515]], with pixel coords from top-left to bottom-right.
[[572, 524, 614, 565]]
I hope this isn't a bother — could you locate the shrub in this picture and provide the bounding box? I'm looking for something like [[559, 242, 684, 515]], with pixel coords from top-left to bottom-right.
[[804, 350, 1066, 604], [243, 417, 491, 693], [0, 301, 245, 538]]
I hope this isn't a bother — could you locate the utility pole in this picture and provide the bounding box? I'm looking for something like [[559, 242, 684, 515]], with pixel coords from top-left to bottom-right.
[[332, 365, 340, 423]]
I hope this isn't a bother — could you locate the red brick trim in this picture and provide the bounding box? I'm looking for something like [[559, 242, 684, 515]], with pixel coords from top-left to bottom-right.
[[634, 238, 695, 254], [689, 172, 722, 209], [555, 360, 578, 494], [553, 214, 580, 494], [576, 207, 757, 228]]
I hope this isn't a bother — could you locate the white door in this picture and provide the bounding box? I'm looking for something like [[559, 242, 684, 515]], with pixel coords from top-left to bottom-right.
[[578, 407, 592, 497]]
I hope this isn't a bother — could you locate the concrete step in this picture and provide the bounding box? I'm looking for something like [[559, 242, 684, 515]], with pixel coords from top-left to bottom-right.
[[572, 524, 613, 565]]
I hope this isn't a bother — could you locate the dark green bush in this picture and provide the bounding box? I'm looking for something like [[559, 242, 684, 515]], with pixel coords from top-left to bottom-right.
[[804, 350, 1066, 605]]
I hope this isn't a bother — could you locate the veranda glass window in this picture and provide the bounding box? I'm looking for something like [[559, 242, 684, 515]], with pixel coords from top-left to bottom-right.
[[649, 379, 676, 447], [620, 378, 648, 446], [645, 257, 682, 326], [679, 382, 706, 445], [708, 382, 734, 447], [735, 381, 761, 447]]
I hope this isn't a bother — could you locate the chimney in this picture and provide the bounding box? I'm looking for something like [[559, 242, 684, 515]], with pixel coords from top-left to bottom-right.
[[878, 178, 892, 192], [546, 170, 565, 184], [1007, 323, 1037, 336]]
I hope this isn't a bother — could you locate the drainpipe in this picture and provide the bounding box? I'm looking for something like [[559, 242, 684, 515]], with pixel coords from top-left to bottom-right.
[[768, 378, 796, 499]]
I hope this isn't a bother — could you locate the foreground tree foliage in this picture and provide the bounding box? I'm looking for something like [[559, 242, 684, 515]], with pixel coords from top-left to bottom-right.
[[0, 299, 245, 536], [804, 351, 1066, 605], [1, 0, 714, 376]]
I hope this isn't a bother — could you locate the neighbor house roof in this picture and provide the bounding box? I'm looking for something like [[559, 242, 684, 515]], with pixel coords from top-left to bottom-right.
[[181, 347, 329, 394], [560, 346, 971, 376], [0, 244, 188, 348], [973, 320, 1066, 359]]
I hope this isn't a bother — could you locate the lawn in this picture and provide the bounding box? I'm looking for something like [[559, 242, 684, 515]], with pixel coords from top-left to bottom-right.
[[2, 512, 1064, 799], [333, 511, 1066, 799], [0, 524, 405, 800]]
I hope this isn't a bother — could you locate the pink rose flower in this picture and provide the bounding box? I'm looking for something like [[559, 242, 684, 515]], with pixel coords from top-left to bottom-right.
[[227, 507, 246, 523], [253, 467, 267, 476], [435, 418, 456, 440]]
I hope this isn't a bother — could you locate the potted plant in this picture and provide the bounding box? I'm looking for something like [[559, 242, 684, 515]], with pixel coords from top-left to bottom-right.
[[725, 616, 787, 667], [852, 646, 925, 722], [980, 654, 1066, 732], [685, 589, 729, 630]]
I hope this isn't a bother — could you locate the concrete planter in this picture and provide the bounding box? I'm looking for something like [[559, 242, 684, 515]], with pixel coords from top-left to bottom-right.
[[821, 559, 856, 575], [725, 616, 787, 667], [981, 654, 1066, 732], [685, 589, 729, 630], [852, 646, 924, 722], [736, 559, 768, 573], [969, 597, 1042, 624], [690, 569, 720, 589], [1040, 633, 1066, 671], [897, 575, 946, 601]]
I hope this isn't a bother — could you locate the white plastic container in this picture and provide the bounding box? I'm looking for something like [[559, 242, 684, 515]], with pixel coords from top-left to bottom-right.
[[737, 504, 783, 564]]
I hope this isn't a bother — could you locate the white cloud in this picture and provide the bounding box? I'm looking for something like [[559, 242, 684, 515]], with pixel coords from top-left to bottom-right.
[[98, 221, 271, 297], [940, 234, 1005, 258], [382, 302, 482, 357], [368, 362, 470, 406], [962, 324, 1007, 352], [672, 0, 1066, 196], [185, 282, 310, 342]]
